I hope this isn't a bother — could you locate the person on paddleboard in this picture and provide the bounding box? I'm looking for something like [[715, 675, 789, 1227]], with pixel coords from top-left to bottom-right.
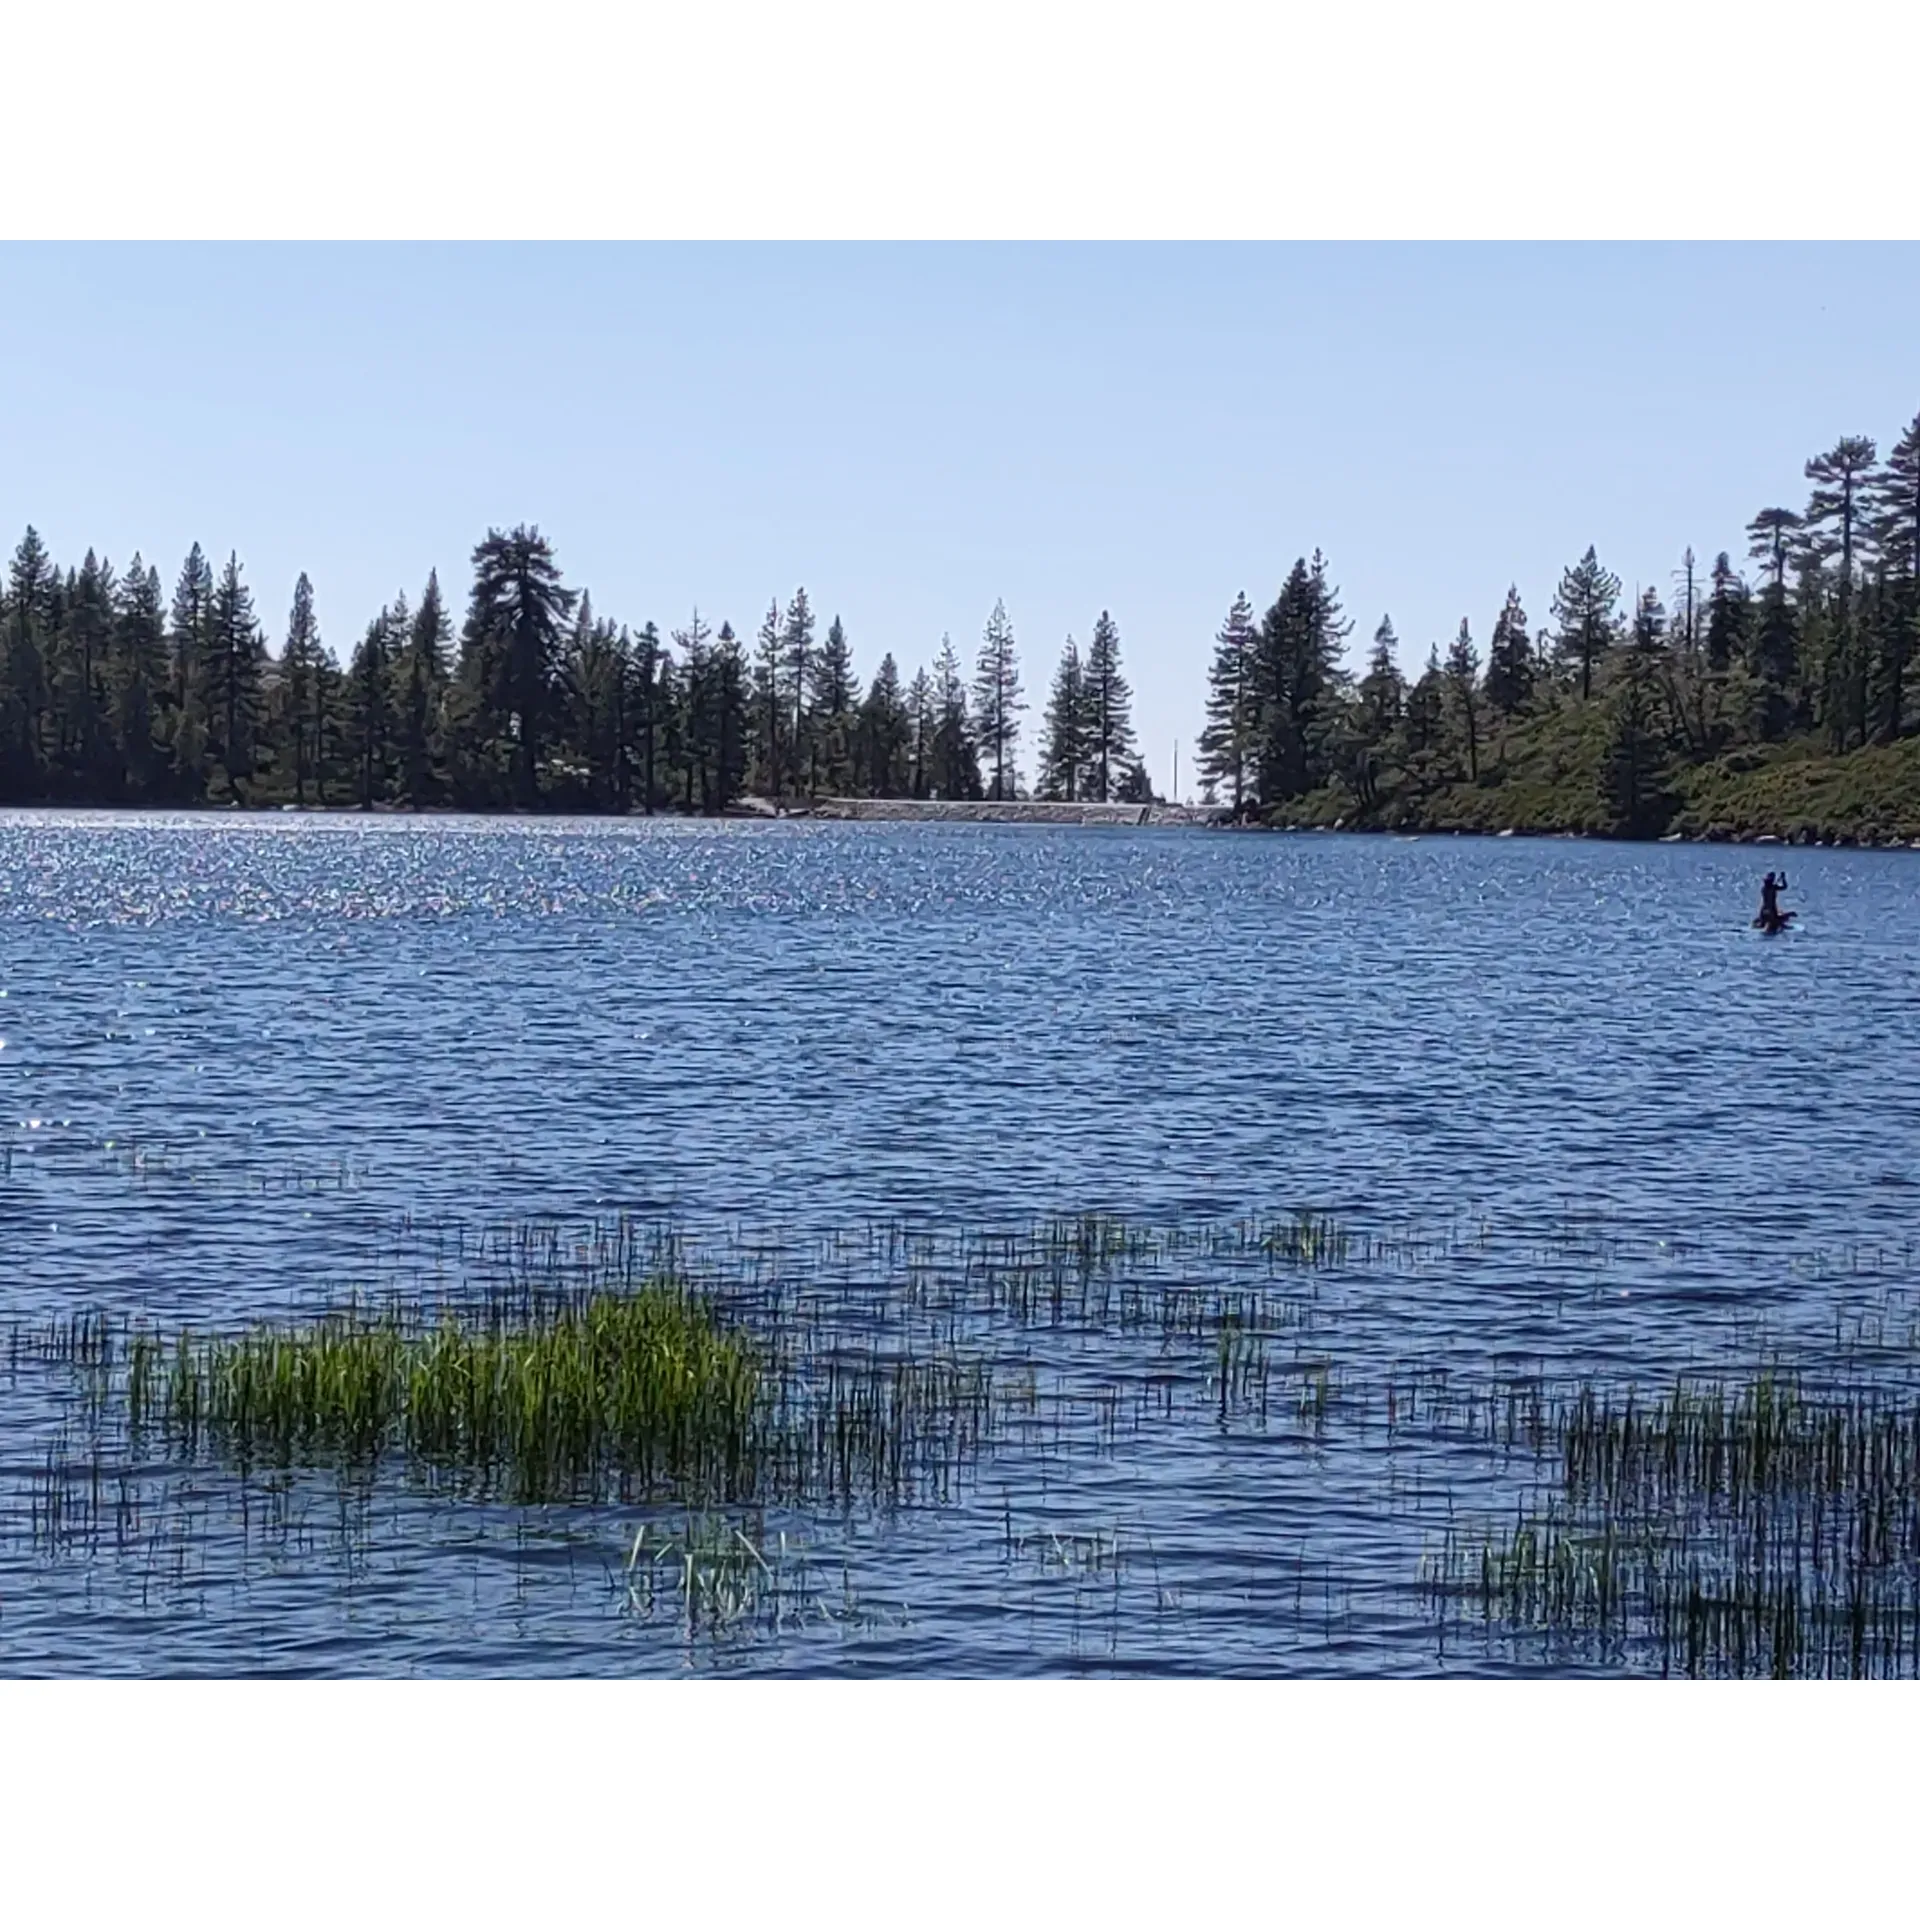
[[1757, 869, 1791, 932]]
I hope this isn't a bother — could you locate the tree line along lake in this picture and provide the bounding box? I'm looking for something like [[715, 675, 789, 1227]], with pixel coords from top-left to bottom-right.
[[3, 403, 1920, 842]]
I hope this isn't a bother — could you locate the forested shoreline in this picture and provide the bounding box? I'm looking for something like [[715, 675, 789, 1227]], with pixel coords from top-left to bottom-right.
[[3, 406, 1917, 841], [1193, 409, 1920, 844], [0, 527, 1154, 816]]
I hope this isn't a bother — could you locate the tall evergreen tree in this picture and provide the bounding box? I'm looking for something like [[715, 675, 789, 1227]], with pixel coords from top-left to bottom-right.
[[1873, 411, 1920, 580], [1550, 546, 1622, 700], [1038, 636, 1086, 801], [752, 599, 785, 804], [167, 543, 215, 789], [1349, 616, 1407, 809], [1747, 516, 1801, 738], [343, 604, 395, 809], [781, 588, 815, 794], [1746, 507, 1804, 593], [1250, 555, 1348, 806], [563, 594, 629, 811], [206, 551, 265, 799], [1482, 586, 1535, 719], [972, 598, 1023, 798], [3, 526, 56, 795], [906, 665, 935, 798], [279, 572, 325, 806], [111, 556, 168, 797], [632, 621, 663, 813], [458, 525, 576, 808], [1400, 645, 1445, 766], [1599, 615, 1673, 838], [1081, 610, 1136, 801], [1703, 553, 1750, 674], [59, 549, 115, 789], [671, 608, 715, 812], [808, 614, 859, 794], [396, 569, 452, 807], [1196, 592, 1257, 814], [858, 652, 911, 797], [1443, 618, 1482, 781], [711, 621, 747, 812], [1864, 570, 1911, 745], [933, 633, 982, 800], [1802, 436, 1880, 751]]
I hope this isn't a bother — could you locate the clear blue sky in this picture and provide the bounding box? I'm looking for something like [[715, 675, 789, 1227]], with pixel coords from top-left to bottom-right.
[[4, 244, 1918, 800]]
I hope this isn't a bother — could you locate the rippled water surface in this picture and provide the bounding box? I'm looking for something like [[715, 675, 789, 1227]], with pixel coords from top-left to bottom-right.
[[3, 811, 1918, 1675]]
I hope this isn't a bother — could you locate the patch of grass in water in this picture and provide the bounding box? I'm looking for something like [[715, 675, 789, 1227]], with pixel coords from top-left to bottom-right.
[[1427, 1369, 1920, 1677], [132, 1279, 761, 1506]]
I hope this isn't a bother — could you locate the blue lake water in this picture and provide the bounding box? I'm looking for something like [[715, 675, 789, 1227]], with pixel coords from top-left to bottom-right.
[[2, 812, 1917, 1674]]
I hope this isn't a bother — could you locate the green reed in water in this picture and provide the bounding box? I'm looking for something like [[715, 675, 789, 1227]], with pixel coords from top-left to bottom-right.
[[1427, 1369, 1920, 1677], [82, 1260, 1017, 1513], [129, 1280, 762, 1506]]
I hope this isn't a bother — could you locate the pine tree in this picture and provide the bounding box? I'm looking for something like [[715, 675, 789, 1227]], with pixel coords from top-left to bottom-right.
[[1483, 586, 1535, 719], [752, 599, 785, 804], [1746, 507, 1803, 592], [111, 556, 168, 797], [1795, 555, 1842, 750], [1081, 610, 1136, 802], [279, 573, 325, 805], [4, 526, 55, 796], [1802, 435, 1880, 750], [932, 633, 982, 800], [1355, 617, 1405, 739], [858, 652, 910, 797], [1871, 412, 1920, 744], [1746, 513, 1802, 739], [1444, 618, 1482, 781], [563, 595, 629, 811], [633, 621, 664, 813], [1550, 546, 1622, 700], [1599, 592, 1674, 837], [1704, 554, 1750, 674], [1864, 570, 1910, 745], [1803, 436, 1879, 615], [1250, 555, 1348, 807], [396, 569, 452, 808], [168, 543, 215, 792], [972, 599, 1023, 798], [711, 621, 748, 812], [906, 666, 934, 798], [206, 552, 265, 800], [1350, 616, 1407, 809], [671, 608, 715, 812], [1401, 645, 1445, 768], [60, 550, 115, 790], [458, 526, 576, 808], [655, 647, 687, 812], [343, 605, 394, 809], [1196, 592, 1257, 814], [781, 588, 815, 793], [1038, 636, 1086, 801], [808, 614, 859, 794], [1873, 411, 1920, 579]]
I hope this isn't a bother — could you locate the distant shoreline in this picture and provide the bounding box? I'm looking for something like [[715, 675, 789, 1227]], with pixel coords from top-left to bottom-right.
[[4, 796, 1916, 850]]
